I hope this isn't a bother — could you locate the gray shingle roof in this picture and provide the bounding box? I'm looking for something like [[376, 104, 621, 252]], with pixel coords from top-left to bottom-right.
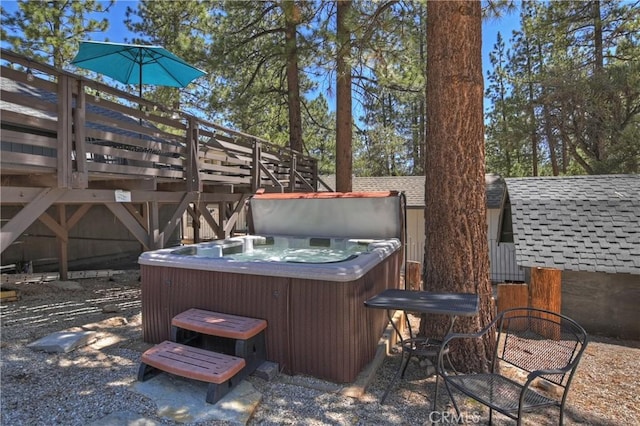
[[505, 175, 640, 275], [320, 174, 505, 209]]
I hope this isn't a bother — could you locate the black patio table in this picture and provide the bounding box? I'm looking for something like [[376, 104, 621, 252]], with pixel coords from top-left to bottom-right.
[[364, 288, 479, 406]]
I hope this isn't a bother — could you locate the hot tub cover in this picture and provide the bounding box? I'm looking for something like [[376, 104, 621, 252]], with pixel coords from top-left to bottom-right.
[[248, 191, 404, 240]]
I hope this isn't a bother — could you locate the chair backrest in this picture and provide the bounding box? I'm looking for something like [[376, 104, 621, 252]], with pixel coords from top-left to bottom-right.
[[495, 307, 588, 387]]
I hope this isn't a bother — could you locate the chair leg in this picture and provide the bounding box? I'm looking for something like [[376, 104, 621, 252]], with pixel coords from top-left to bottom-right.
[[442, 379, 461, 419], [400, 352, 412, 378], [380, 352, 407, 404], [432, 372, 439, 412]]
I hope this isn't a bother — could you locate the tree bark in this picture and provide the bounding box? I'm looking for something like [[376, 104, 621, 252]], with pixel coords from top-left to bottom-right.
[[283, 0, 303, 153], [336, 0, 353, 192], [422, 0, 495, 372]]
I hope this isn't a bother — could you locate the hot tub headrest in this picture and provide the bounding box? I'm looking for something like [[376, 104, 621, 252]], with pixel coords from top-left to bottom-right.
[[248, 191, 403, 239]]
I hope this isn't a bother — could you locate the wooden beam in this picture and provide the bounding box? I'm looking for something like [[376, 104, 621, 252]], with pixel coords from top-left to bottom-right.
[[38, 211, 68, 242], [218, 201, 226, 237], [0, 188, 65, 253], [105, 202, 151, 250], [259, 162, 285, 191], [196, 202, 221, 240], [0, 109, 57, 132], [124, 203, 148, 231], [0, 175, 58, 188], [0, 128, 57, 149], [223, 194, 250, 237], [186, 205, 199, 222], [294, 170, 315, 191], [186, 205, 201, 243], [66, 204, 92, 230], [160, 193, 196, 247], [149, 200, 160, 249], [89, 179, 157, 191], [0, 187, 201, 204], [1, 151, 57, 169], [57, 205, 68, 280]]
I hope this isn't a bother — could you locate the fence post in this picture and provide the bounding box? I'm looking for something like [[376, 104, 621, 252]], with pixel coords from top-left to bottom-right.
[[406, 261, 422, 290], [497, 283, 529, 329], [530, 267, 561, 313], [530, 267, 562, 339]]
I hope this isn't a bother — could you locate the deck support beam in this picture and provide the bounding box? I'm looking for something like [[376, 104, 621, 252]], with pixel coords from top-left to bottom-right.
[[1, 188, 65, 252]]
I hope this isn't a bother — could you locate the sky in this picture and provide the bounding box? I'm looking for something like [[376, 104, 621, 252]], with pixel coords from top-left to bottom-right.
[[2, 0, 521, 110], [88, 1, 522, 87]]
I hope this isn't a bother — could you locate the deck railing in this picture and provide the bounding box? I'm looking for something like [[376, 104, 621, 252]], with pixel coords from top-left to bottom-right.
[[1, 48, 324, 193]]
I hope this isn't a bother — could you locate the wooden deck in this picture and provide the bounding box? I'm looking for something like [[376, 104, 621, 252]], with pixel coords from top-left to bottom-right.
[[0, 49, 329, 276]]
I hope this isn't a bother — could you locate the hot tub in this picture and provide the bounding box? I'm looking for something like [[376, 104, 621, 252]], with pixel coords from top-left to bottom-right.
[[139, 192, 405, 383]]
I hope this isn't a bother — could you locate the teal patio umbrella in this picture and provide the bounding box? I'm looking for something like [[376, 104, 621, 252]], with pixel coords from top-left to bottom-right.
[[71, 40, 206, 99]]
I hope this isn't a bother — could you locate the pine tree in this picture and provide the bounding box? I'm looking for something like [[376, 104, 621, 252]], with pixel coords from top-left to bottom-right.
[[422, 0, 495, 372], [1, 0, 113, 69]]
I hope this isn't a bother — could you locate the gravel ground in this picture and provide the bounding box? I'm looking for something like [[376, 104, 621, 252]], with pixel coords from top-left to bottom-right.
[[1, 270, 638, 425]]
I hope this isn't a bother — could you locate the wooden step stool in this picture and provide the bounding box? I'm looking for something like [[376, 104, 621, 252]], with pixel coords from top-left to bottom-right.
[[170, 308, 267, 377], [138, 340, 246, 404]]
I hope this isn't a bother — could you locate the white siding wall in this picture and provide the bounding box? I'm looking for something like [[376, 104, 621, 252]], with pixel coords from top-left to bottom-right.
[[405, 208, 425, 264], [486, 209, 525, 283], [403, 207, 524, 283]]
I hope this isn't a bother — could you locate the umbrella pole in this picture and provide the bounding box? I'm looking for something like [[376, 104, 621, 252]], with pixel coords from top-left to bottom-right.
[[138, 66, 143, 126]]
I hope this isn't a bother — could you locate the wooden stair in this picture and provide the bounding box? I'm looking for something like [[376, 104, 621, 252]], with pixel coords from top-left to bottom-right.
[[171, 308, 267, 376], [138, 341, 245, 404], [138, 308, 267, 404]]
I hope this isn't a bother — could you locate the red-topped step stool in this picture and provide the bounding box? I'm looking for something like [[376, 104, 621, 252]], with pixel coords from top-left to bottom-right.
[[138, 340, 246, 404], [170, 308, 267, 377], [138, 309, 268, 404]]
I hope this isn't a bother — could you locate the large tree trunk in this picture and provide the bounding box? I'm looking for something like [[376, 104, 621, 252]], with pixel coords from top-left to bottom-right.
[[422, 1, 495, 373], [283, 0, 303, 153], [336, 0, 353, 192]]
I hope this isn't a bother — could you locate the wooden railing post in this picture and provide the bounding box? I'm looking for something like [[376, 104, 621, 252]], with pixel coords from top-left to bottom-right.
[[311, 159, 319, 191], [289, 153, 297, 192], [251, 139, 262, 191], [72, 79, 88, 189], [57, 74, 73, 188], [187, 117, 201, 192]]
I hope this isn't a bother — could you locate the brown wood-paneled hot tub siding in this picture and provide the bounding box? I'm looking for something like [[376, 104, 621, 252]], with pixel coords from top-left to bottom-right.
[[140, 250, 401, 383]]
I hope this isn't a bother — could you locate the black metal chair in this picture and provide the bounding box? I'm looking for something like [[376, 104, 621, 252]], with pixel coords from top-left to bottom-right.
[[437, 307, 588, 425]]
